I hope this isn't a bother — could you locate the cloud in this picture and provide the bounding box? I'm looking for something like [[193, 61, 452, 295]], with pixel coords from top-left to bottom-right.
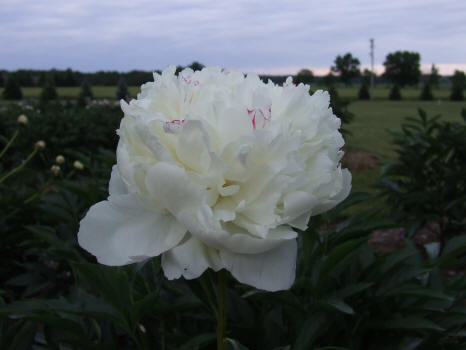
[[1, 0, 465, 73]]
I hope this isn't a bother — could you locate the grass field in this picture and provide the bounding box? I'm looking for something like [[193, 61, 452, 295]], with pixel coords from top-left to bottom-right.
[[0, 85, 455, 101], [345, 100, 465, 211]]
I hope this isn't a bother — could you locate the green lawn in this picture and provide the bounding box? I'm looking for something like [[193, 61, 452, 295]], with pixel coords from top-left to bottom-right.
[[0, 86, 142, 99], [0, 85, 455, 101], [312, 85, 452, 101], [346, 100, 465, 160], [344, 100, 465, 212]]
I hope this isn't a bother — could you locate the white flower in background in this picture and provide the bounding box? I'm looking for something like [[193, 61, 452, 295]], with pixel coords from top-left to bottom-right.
[[78, 67, 351, 291], [17, 114, 28, 125], [51, 165, 60, 175], [55, 155, 65, 164], [35, 140, 46, 150], [73, 160, 84, 170]]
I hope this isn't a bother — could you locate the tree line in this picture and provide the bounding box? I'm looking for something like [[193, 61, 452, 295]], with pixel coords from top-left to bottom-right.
[[2, 55, 465, 101]]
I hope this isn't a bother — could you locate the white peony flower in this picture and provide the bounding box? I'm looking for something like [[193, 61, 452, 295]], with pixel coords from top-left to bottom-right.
[[78, 66, 351, 292]]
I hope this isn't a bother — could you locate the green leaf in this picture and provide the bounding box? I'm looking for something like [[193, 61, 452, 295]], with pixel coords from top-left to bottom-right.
[[331, 282, 373, 299], [225, 338, 250, 350], [320, 297, 354, 315], [436, 235, 466, 267], [294, 312, 329, 350], [384, 286, 453, 303], [373, 316, 444, 331], [177, 333, 216, 350]]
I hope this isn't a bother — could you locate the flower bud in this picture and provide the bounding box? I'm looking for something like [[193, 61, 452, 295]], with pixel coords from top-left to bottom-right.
[[51, 165, 60, 175], [73, 160, 84, 170], [17, 114, 28, 125], [35, 140, 46, 150], [55, 155, 65, 164]]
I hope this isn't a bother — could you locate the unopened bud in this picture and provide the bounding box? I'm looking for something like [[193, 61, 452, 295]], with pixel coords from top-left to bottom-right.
[[55, 155, 65, 164], [138, 324, 146, 333], [17, 114, 28, 125], [73, 160, 84, 170], [35, 140, 46, 150], [51, 165, 60, 175]]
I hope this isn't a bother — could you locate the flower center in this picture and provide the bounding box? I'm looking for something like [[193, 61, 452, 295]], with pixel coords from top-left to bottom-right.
[[247, 106, 272, 130], [163, 119, 185, 133]]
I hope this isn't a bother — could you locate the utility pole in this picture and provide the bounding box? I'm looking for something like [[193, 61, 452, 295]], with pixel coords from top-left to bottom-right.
[[370, 38, 375, 88]]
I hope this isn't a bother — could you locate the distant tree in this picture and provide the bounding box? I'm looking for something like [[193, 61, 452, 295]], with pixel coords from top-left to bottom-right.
[[188, 61, 205, 71], [294, 69, 314, 85], [331, 53, 361, 85], [2, 75, 23, 100], [175, 65, 184, 76], [451, 70, 466, 89], [322, 72, 337, 87], [420, 83, 434, 101], [450, 70, 465, 101], [358, 84, 370, 100], [116, 77, 130, 101], [64, 68, 77, 86], [361, 68, 375, 86], [78, 79, 93, 106], [389, 85, 402, 100], [40, 74, 58, 102], [383, 51, 421, 87], [428, 64, 440, 87]]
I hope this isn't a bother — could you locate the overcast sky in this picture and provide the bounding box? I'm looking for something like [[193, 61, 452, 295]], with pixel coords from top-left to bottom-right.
[[1, 0, 465, 75]]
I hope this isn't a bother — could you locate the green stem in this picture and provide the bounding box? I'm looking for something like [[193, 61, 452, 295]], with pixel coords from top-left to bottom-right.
[[0, 147, 38, 184], [0, 129, 19, 159], [217, 269, 227, 350]]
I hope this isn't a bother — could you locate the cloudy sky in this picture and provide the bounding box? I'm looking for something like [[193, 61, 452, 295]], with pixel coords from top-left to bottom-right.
[[1, 0, 465, 75]]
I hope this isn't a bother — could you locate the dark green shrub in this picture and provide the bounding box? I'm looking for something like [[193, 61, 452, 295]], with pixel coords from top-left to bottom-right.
[[2, 75, 22, 100], [450, 85, 464, 101], [40, 75, 58, 103], [389, 85, 402, 100], [358, 84, 370, 100], [380, 109, 466, 242], [78, 79, 93, 106], [116, 77, 130, 101], [420, 83, 434, 100]]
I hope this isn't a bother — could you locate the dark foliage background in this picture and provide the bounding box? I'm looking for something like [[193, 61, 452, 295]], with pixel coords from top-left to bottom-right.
[[0, 101, 465, 349]]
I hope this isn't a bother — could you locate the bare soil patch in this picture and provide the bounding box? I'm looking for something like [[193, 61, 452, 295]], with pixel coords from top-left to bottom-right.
[[342, 151, 381, 172]]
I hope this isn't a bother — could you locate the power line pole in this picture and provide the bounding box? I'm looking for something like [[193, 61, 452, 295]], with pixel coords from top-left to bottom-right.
[[370, 38, 375, 88]]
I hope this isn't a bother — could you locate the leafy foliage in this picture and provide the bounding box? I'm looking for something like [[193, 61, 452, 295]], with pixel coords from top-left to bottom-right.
[[116, 77, 130, 101], [384, 51, 421, 87], [331, 53, 361, 86], [419, 83, 434, 101], [389, 85, 402, 100], [2, 74, 23, 100], [450, 70, 465, 101], [294, 69, 314, 85], [358, 84, 370, 100], [0, 104, 465, 349], [380, 108, 466, 242]]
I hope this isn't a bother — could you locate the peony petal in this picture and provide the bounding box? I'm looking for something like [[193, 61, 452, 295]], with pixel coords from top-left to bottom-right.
[[78, 194, 186, 266], [108, 165, 128, 196], [220, 238, 297, 291], [162, 236, 223, 280], [312, 168, 352, 215]]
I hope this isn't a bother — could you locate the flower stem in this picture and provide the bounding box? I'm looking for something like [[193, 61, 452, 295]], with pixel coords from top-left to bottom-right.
[[0, 147, 38, 184], [217, 269, 227, 350], [0, 129, 19, 159]]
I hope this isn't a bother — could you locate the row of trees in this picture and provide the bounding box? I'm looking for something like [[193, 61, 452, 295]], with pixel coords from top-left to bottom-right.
[[0, 62, 206, 88], [295, 51, 440, 87]]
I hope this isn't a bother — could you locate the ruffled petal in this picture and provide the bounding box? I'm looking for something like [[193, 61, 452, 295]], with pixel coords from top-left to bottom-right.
[[162, 236, 223, 280], [220, 238, 297, 292], [78, 194, 186, 266]]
